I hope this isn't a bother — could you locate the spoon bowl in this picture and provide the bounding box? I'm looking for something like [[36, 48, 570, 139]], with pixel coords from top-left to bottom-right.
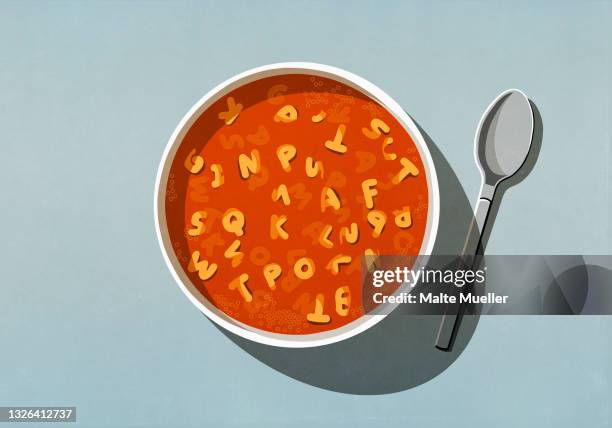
[[476, 89, 534, 188]]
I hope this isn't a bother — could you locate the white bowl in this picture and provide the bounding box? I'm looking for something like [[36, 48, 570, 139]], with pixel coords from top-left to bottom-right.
[[154, 62, 439, 348]]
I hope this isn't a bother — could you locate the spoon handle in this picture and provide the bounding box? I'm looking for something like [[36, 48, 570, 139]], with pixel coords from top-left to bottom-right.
[[435, 195, 492, 351], [462, 197, 491, 255]]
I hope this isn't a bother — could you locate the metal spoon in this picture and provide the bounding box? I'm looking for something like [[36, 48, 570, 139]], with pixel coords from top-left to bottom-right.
[[435, 89, 535, 351]]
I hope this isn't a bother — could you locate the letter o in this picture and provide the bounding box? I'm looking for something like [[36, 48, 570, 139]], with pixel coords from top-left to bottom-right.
[[294, 257, 315, 280]]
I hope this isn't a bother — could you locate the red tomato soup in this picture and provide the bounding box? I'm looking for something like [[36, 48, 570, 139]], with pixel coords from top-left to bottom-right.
[[164, 74, 429, 334]]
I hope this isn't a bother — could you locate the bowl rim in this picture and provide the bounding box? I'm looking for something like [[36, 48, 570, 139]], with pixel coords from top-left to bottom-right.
[[154, 62, 440, 348]]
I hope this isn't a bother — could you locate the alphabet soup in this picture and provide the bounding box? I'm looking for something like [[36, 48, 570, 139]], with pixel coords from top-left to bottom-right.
[[163, 73, 430, 335]]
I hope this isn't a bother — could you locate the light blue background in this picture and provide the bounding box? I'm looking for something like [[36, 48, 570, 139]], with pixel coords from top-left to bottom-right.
[[1, 1, 611, 427]]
